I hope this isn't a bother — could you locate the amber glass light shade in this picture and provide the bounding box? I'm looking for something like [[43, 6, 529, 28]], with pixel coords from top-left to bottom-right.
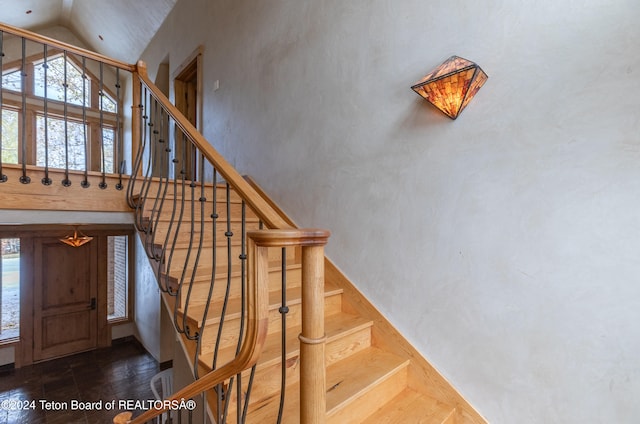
[[60, 229, 93, 247], [411, 56, 488, 120]]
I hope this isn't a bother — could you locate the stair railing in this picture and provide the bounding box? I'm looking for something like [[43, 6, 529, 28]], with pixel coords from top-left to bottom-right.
[[0, 21, 132, 190], [1, 21, 331, 423], [125, 62, 329, 423], [118, 229, 329, 424]]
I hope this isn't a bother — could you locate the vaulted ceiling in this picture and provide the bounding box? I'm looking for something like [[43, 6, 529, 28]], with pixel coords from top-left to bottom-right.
[[0, 0, 176, 63]]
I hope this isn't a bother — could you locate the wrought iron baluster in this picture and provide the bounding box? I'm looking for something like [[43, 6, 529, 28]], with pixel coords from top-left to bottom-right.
[[145, 100, 171, 263], [0, 31, 6, 183], [126, 82, 145, 208], [236, 200, 248, 424], [171, 129, 190, 336], [141, 93, 158, 252], [148, 106, 170, 265], [190, 153, 209, 377], [143, 97, 164, 254], [208, 170, 224, 423], [135, 89, 155, 233], [115, 68, 124, 190], [160, 145, 181, 296], [216, 380, 223, 424], [242, 364, 258, 423], [99, 61, 107, 189], [225, 199, 249, 424], [216, 182, 238, 424], [212, 182, 235, 370], [61, 51, 70, 187], [155, 110, 179, 293], [19, 37, 30, 184], [140, 91, 156, 189], [138, 93, 163, 258], [180, 143, 203, 343], [41, 45, 51, 185], [276, 247, 288, 424], [81, 56, 89, 188]]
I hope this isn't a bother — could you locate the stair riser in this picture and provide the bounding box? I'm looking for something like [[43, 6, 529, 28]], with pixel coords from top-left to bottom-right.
[[220, 325, 373, 421], [164, 245, 298, 275], [327, 365, 408, 424], [142, 200, 258, 223], [151, 234, 247, 250], [173, 266, 302, 309], [144, 227, 255, 253], [134, 183, 242, 204], [149, 233, 297, 253], [198, 294, 343, 356], [147, 219, 261, 243]]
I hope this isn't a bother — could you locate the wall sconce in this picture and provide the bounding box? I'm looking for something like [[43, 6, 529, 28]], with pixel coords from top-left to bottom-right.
[[411, 56, 488, 120], [60, 228, 93, 247]]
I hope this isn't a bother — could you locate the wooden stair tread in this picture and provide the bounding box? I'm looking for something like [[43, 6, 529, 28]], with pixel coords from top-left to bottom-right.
[[198, 311, 373, 372], [360, 389, 456, 424], [133, 169, 488, 424], [179, 280, 343, 327], [244, 347, 410, 422]]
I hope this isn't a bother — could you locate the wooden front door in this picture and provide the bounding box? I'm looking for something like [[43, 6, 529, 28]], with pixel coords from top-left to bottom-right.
[[33, 237, 98, 362]]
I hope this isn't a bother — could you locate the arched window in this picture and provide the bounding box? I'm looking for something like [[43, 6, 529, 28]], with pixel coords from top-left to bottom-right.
[[33, 55, 91, 106], [1, 51, 120, 173]]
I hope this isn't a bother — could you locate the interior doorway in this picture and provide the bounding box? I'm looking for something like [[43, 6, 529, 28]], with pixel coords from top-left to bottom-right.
[[174, 47, 203, 181]]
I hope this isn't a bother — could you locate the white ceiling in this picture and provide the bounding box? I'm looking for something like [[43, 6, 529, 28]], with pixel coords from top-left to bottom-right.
[[0, 0, 176, 63]]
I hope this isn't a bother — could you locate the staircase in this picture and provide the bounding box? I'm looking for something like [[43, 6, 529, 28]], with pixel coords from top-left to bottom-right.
[[0, 21, 487, 424], [133, 178, 486, 424]]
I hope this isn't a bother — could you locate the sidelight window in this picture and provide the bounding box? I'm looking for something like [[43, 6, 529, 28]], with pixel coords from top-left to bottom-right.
[[107, 235, 129, 322], [0, 238, 20, 342]]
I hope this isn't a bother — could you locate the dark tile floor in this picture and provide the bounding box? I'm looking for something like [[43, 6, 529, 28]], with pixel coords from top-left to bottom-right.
[[0, 338, 161, 424]]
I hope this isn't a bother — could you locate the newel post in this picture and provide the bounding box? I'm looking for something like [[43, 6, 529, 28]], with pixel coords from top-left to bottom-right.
[[300, 240, 328, 424], [131, 61, 145, 176], [246, 228, 330, 424]]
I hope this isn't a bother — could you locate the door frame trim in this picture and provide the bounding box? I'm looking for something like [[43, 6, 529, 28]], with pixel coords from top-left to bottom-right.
[[0, 224, 134, 367], [173, 45, 204, 131]]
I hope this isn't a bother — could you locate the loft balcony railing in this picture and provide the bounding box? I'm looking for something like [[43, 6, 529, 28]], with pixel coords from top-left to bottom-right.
[[0, 23, 134, 189], [0, 22, 329, 424]]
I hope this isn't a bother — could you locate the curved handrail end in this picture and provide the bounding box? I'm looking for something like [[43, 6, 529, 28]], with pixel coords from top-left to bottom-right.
[[248, 228, 330, 247]]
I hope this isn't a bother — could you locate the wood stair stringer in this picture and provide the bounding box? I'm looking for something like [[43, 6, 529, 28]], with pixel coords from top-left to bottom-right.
[[245, 176, 488, 424], [241, 347, 411, 423], [206, 311, 375, 420], [134, 177, 488, 424]]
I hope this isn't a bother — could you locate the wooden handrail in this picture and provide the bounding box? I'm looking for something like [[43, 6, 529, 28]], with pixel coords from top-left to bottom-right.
[[135, 61, 291, 230], [243, 229, 330, 424], [118, 229, 328, 424], [122, 230, 273, 424], [0, 21, 135, 72]]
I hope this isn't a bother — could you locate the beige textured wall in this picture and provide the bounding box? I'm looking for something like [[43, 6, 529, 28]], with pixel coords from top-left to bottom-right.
[[140, 1, 640, 422]]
